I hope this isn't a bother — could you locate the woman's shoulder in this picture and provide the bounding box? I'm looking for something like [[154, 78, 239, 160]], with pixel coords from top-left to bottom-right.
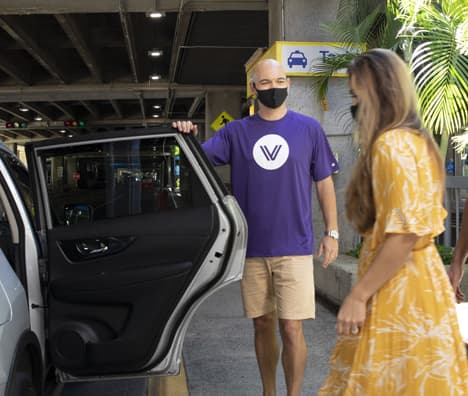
[[373, 128, 423, 152]]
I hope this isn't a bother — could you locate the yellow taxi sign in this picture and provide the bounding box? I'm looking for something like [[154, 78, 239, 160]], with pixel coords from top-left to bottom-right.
[[210, 111, 234, 132], [245, 41, 365, 97]]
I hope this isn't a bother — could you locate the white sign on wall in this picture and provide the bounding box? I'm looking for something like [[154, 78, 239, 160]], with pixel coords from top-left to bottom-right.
[[279, 42, 363, 77]]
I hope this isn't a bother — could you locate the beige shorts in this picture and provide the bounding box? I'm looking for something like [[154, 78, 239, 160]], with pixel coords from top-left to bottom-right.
[[240, 255, 315, 320]]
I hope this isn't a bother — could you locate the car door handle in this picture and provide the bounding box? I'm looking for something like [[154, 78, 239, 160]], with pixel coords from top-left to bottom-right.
[[76, 240, 109, 256], [57, 236, 136, 263]]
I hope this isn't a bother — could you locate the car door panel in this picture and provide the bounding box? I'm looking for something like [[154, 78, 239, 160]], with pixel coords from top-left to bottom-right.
[[48, 206, 216, 275], [25, 130, 247, 380], [47, 207, 219, 375]]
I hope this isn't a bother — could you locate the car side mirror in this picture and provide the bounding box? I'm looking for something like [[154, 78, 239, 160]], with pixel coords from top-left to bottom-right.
[[64, 204, 93, 226]]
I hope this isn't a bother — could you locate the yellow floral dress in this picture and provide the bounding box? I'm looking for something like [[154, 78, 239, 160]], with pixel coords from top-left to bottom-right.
[[318, 129, 468, 395]]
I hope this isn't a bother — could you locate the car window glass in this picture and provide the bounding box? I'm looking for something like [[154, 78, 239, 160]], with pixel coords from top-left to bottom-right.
[[37, 136, 211, 227], [0, 197, 14, 265], [0, 150, 35, 223]]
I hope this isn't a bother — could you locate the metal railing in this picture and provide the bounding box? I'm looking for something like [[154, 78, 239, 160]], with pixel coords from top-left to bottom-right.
[[443, 176, 468, 247]]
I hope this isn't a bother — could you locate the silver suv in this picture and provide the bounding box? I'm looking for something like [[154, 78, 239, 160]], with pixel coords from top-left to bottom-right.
[[0, 128, 247, 395]]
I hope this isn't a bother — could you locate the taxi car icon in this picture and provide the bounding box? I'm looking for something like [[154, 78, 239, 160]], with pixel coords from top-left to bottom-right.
[[287, 50, 307, 68]]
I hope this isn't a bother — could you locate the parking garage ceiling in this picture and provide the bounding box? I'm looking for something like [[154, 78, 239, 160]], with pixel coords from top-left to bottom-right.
[[0, 0, 268, 143]]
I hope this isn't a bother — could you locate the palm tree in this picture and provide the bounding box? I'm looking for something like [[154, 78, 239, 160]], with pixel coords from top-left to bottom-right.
[[314, 0, 468, 159], [313, 0, 401, 102], [395, 0, 468, 157]]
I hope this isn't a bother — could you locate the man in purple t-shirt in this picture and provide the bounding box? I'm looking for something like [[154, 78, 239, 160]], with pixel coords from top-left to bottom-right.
[[174, 58, 338, 396]]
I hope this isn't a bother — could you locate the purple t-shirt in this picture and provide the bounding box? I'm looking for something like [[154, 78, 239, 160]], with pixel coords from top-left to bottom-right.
[[202, 110, 338, 257]]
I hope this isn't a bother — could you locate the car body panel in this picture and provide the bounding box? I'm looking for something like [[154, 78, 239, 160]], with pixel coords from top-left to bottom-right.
[[0, 150, 46, 357], [0, 250, 29, 393]]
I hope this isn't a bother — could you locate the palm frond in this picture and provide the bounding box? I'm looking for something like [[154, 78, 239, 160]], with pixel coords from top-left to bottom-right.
[[452, 127, 468, 153], [378, 2, 403, 51], [315, 1, 392, 103], [409, 2, 468, 135], [322, 4, 386, 45], [312, 52, 359, 100]]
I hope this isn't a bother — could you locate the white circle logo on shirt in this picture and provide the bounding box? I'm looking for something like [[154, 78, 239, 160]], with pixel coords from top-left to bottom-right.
[[253, 134, 290, 170]]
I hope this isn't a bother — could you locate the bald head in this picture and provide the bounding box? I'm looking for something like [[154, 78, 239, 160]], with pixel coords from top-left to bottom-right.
[[249, 58, 289, 113], [250, 58, 286, 84]]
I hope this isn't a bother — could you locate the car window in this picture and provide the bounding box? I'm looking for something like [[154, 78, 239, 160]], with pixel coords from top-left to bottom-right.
[[0, 150, 35, 223], [37, 136, 211, 227], [0, 197, 14, 265]]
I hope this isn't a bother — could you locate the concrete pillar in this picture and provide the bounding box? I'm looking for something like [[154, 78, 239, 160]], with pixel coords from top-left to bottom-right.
[[269, 0, 357, 252], [204, 90, 242, 187]]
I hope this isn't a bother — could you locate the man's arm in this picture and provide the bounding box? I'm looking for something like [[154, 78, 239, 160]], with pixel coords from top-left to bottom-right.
[[449, 199, 468, 302], [315, 176, 338, 267], [172, 120, 230, 165]]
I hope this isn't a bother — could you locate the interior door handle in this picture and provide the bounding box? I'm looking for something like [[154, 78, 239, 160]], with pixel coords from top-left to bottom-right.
[[76, 240, 109, 256], [58, 236, 136, 262]]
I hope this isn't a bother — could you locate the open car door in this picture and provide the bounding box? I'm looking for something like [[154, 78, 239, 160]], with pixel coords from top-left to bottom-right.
[[25, 128, 247, 382]]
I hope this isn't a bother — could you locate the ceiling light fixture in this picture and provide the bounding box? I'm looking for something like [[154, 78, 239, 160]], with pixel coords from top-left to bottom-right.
[[150, 74, 161, 81], [153, 105, 161, 109], [152, 114, 160, 118], [59, 129, 66, 133], [18, 107, 29, 112], [34, 116, 42, 121], [148, 49, 163, 57], [148, 11, 165, 18]]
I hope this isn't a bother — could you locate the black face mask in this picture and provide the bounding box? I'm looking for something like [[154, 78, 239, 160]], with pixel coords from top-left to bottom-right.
[[350, 104, 359, 119], [254, 86, 288, 109]]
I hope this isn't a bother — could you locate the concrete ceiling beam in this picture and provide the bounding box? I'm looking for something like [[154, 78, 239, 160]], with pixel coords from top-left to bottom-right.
[[18, 102, 53, 120], [55, 14, 103, 83], [50, 102, 75, 119], [0, 105, 30, 121], [80, 101, 100, 119], [0, 56, 31, 85], [0, 0, 267, 14], [0, 83, 244, 102], [0, 16, 69, 83], [188, 94, 204, 118], [110, 100, 124, 119], [120, 1, 140, 83]]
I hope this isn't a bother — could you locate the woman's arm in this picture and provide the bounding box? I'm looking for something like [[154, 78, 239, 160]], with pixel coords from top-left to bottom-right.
[[336, 232, 418, 335]]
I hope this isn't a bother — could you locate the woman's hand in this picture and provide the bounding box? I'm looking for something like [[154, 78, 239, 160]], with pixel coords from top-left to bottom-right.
[[448, 262, 465, 303], [336, 292, 367, 336]]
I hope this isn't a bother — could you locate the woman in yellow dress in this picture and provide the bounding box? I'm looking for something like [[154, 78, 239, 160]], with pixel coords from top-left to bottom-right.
[[318, 49, 468, 395]]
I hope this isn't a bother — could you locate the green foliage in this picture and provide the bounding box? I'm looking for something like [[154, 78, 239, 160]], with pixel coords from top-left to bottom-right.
[[395, 0, 468, 137], [314, 0, 468, 156], [346, 241, 362, 258], [313, 0, 402, 99], [436, 243, 454, 265]]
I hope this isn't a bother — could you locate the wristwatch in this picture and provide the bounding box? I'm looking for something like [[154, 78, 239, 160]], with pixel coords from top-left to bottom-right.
[[324, 230, 339, 240]]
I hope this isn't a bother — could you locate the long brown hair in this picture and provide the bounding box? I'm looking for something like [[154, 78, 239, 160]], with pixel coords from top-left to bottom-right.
[[345, 49, 444, 234]]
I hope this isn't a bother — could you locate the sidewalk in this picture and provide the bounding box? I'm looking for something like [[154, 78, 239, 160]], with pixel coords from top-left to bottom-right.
[[169, 254, 468, 395], [183, 279, 339, 395]]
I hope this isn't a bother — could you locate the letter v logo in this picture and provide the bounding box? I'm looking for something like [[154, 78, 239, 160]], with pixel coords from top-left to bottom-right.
[[260, 145, 282, 161], [253, 134, 289, 170]]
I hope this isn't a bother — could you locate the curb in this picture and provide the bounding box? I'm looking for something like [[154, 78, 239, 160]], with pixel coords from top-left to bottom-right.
[[314, 254, 358, 306], [315, 255, 468, 307]]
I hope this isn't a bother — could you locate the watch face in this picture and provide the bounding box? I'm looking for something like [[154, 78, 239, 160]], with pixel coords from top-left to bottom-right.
[[327, 230, 339, 239]]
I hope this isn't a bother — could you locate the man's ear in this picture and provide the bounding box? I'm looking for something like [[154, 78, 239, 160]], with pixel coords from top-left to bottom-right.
[[250, 81, 257, 96]]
